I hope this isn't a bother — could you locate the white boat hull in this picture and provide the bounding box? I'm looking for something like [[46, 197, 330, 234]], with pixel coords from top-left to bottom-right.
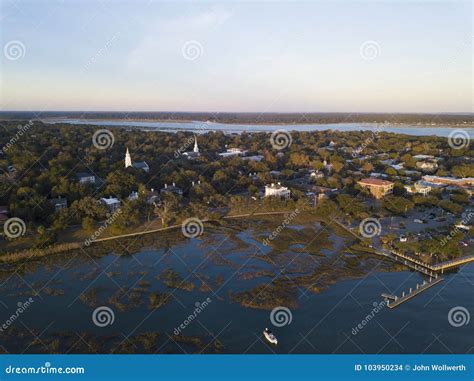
[[263, 330, 278, 345]]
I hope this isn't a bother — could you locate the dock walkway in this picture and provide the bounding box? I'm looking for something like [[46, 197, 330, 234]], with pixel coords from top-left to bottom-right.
[[384, 277, 444, 309], [333, 219, 474, 274]]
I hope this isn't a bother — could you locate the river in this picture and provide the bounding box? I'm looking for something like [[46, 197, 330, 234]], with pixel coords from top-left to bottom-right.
[[42, 119, 474, 138]]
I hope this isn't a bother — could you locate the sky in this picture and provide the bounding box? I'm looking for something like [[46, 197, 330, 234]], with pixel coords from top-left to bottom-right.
[[0, 0, 472, 113]]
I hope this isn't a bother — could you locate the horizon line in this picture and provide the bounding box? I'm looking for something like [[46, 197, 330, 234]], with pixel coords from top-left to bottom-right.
[[0, 110, 473, 116]]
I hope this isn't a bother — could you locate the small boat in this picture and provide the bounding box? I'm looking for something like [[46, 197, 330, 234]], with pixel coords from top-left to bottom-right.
[[263, 328, 278, 345]]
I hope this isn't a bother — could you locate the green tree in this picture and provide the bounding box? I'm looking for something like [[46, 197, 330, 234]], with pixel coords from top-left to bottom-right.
[[154, 193, 179, 227], [382, 196, 414, 215]]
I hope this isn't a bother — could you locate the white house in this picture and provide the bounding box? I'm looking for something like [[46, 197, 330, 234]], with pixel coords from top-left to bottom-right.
[[49, 197, 68, 212], [422, 176, 474, 187], [76, 172, 96, 185], [412, 154, 435, 160], [161, 183, 183, 196], [416, 161, 438, 172], [100, 197, 121, 211], [370, 172, 389, 179], [405, 181, 432, 196], [218, 147, 248, 158], [128, 191, 139, 201], [310, 170, 324, 179], [264, 183, 291, 199], [242, 155, 264, 162]]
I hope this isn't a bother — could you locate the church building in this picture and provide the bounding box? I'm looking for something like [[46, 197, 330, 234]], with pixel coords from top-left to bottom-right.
[[125, 148, 150, 173], [183, 136, 201, 160]]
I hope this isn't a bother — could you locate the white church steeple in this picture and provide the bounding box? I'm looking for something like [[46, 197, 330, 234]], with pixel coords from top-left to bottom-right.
[[193, 136, 199, 153], [125, 148, 132, 168]]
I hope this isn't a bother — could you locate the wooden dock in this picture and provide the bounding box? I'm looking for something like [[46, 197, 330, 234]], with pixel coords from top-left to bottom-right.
[[332, 219, 472, 309], [431, 255, 474, 272], [385, 252, 435, 277], [384, 277, 444, 309]]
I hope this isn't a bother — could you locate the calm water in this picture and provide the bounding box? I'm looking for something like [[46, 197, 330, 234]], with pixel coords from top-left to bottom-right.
[[43, 119, 474, 138], [1, 225, 472, 354]]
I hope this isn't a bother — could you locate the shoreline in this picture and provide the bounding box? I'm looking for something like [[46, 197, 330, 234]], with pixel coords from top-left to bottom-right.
[[37, 118, 474, 129], [0, 212, 292, 265]]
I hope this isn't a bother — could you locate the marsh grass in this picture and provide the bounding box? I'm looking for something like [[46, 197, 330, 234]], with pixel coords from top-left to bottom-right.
[[171, 334, 224, 354], [148, 292, 171, 309], [230, 278, 298, 310], [79, 287, 100, 308], [238, 270, 275, 281], [42, 287, 65, 296], [156, 269, 195, 292]]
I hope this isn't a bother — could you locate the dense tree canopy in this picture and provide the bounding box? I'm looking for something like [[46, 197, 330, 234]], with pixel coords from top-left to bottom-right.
[[0, 121, 471, 250]]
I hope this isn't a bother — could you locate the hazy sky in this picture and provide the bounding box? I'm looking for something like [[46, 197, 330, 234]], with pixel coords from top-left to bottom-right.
[[0, 0, 472, 113]]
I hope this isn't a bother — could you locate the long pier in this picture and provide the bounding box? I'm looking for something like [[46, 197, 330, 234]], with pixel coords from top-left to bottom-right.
[[368, 247, 435, 276], [431, 255, 474, 272], [331, 219, 472, 310], [387, 253, 435, 277], [383, 276, 444, 309], [382, 249, 474, 274]]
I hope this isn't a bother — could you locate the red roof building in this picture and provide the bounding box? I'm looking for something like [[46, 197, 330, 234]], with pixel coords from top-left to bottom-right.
[[357, 178, 394, 199]]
